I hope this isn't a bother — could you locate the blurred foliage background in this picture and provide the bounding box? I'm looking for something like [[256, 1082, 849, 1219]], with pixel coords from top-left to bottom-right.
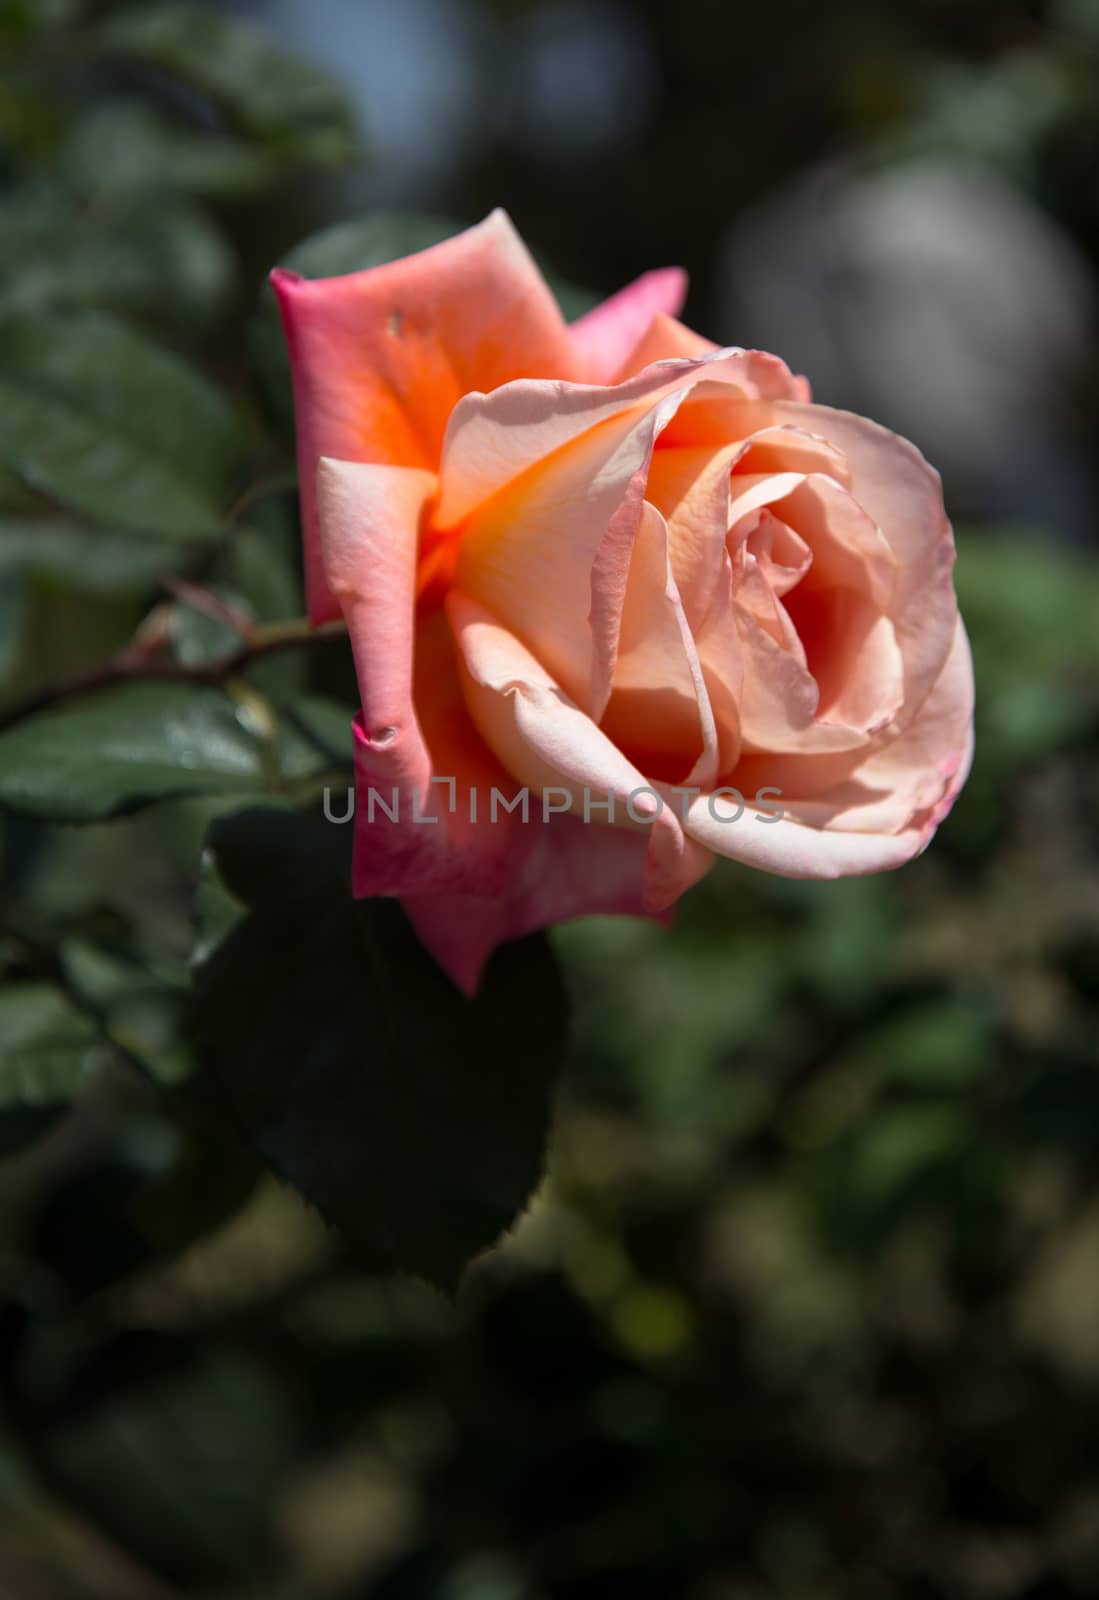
[[2, 0, 1099, 1596]]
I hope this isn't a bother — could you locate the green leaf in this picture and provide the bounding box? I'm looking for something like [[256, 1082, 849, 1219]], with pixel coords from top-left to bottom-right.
[[192, 806, 568, 1289], [0, 983, 102, 1109], [955, 533, 1099, 672], [62, 101, 276, 197], [850, 997, 997, 1090], [59, 940, 194, 1088], [0, 0, 80, 36], [26, 1335, 296, 1585], [0, 577, 28, 685], [0, 684, 270, 822], [0, 518, 183, 595], [275, 695, 355, 779], [0, 185, 237, 328], [170, 589, 252, 668], [0, 682, 353, 823], [0, 311, 248, 538], [223, 511, 306, 697], [101, 1, 360, 163], [955, 533, 1099, 778]]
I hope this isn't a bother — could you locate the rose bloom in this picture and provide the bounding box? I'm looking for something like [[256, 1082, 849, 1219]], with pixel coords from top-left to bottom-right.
[[274, 211, 973, 993]]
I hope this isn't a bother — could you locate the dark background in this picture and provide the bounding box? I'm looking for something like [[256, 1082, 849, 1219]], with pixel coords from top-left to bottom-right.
[[2, 1, 1099, 1597]]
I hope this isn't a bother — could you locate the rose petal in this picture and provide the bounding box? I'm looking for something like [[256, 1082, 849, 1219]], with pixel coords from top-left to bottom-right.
[[569, 268, 688, 384], [447, 589, 712, 914], [644, 444, 742, 626], [615, 311, 718, 376], [273, 210, 577, 621], [600, 503, 721, 789], [436, 347, 812, 530], [402, 815, 673, 996], [769, 402, 958, 726], [684, 786, 928, 877], [454, 394, 680, 708], [691, 619, 973, 880], [742, 618, 974, 835], [316, 458, 437, 803]]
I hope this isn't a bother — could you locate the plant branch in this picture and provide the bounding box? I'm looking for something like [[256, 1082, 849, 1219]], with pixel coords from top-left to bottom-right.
[[0, 617, 347, 734]]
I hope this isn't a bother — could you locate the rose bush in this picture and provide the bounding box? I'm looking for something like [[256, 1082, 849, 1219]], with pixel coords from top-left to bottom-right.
[[274, 211, 973, 992]]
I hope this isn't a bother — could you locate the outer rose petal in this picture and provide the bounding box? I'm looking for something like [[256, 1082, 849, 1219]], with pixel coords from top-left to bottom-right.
[[273, 210, 578, 622], [569, 268, 688, 384], [317, 465, 528, 904], [401, 818, 665, 997], [316, 457, 436, 802], [686, 619, 974, 874]]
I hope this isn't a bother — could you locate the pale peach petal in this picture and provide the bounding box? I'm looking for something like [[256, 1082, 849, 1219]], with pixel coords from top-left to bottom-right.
[[744, 509, 812, 597], [316, 458, 437, 806], [454, 397, 679, 708], [734, 540, 809, 662], [600, 503, 721, 789], [735, 571, 903, 757], [273, 210, 577, 622], [727, 471, 807, 526], [615, 312, 717, 377], [691, 547, 744, 775], [436, 347, 813, 530], [446, 590, 712, 915], [768, 402, 958, 726], [569, 269, 688, 384], [770, 619, 974, 835], [684, 788, 928, 878], [644, 444, 742, 626], [732, 423, 851, 486], [728, 618, 973, 824], [447, 587, 664, 813], [764, 475, 898, 609], [736, 607, 861, 755], [784, 586, 904, 730]]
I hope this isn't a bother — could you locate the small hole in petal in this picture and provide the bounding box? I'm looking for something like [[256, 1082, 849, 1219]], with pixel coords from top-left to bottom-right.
[[366, 725, 398, 750]]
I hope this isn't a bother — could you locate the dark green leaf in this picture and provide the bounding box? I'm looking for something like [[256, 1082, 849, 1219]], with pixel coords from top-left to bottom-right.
[[0, 684, 270, 821], [0, 0, 80, 36], [102, 1, 360, 163], [24, 1333, 295, 1585], [0, 983, 102, 1110], [0, 577, 28, 684], [0, 311, 248, 537], [192, 807, 568, 1289], [224, 511, 306, 697], [0, 518, 184, 594], [63, 101, 276, 197], [171, 589, 252, 668], [0, 186, 236, 328], [59, 940, 194, 1087], [956, 533, 1099, 672], [275, 695, 355, 779]]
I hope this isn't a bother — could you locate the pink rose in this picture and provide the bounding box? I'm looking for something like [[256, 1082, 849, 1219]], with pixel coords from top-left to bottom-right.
[[273, 211, 974, 993]]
